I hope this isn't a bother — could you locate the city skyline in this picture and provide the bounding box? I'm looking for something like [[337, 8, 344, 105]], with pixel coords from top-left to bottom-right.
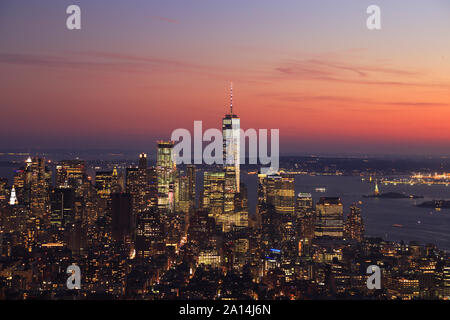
[[3, 0, 450, 305], [1, 0, 450, 155], [1, 94, 450, 300]]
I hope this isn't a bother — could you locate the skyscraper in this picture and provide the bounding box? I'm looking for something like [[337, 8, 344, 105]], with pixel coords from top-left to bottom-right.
[[296, 192, 315, 241], [258, 172, 295, 215], [50, 187, 75, 228], [202, 171, 225, 218], [111, 192, 133, 243], [186, 164, 196, 208], [27, 157, 51, 217], [126, 153, 150, 214], [175, 174, 191, 215], [344, 204, 364, 242], [0, 178, 8, 205], [315, 197, 344, 238], [138, 153, 147, 170], [135, 208, 165, 258], [95, 168, 120, 199], [222, 84, 240, 214], [147, 167, 158, 209], [156, 141, 176, 211], [55, 160, 86, 193]]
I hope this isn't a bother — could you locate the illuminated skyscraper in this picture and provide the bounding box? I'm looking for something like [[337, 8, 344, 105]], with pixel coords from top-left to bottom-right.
[[135, 208, 165, 258], [175, 174, 191, 215], [258, 172, 295, 215], [296, 193, 315, 241], [296, 193, 313, 211], [147, 167, 158, 208], [273, 173, 295, 215], [174, 165, 196, 215], [296, 193, 315, 257], [156, 141, 176, 211], [55, 160, 86, 193], [50, 188, 75, 227], [126, 153, 150, 214], [138, 153, 147, 170], [95, 168, 119, 199], [126, 167, 139, 199], [344, 204, 364, 242], [13, 168, 26, 203], [222, 84, 240, 213], [442, 266, 450, 297], [186, 164, 196, 207], [255, 172, 295, 247], [202, 171, 225, 218], [0, 178, 8, 205], [27, 157, 51, 217], [315, 197, 344, 238]]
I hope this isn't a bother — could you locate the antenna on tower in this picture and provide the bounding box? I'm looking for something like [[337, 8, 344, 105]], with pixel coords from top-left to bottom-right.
[[230, 82, 233, 115]]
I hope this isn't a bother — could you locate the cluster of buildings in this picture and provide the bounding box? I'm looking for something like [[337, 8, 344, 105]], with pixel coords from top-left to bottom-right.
[[0, 95, 449, 300]]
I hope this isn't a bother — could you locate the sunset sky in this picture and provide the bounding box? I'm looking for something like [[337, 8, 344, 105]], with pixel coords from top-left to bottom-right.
[[1, 0, 450, 155]]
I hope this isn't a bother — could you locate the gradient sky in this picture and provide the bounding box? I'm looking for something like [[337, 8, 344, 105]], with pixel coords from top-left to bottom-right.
[[1, 0, 450, 155]]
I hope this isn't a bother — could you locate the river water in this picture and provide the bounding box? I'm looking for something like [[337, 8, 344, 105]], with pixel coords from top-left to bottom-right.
[[241, 174, 450, 251]]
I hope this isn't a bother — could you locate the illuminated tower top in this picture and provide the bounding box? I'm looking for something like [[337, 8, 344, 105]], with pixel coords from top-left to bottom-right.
[[25, 157, 32, 168], [138, 153, 147, 170], [9, 185, 18, 205]]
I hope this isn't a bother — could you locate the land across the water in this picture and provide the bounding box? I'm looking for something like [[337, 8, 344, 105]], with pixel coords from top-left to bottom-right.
[[416, 200, 450, 209], [363, 192, 423, 199]]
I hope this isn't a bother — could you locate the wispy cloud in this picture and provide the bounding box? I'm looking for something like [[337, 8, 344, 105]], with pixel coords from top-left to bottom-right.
[[0, 52, 220, 76], [273, 58, 449, 88], [257, 93, 450, 109], [0, 51, 273, 85]]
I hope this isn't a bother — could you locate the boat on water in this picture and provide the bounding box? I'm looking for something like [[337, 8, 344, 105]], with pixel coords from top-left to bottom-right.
[[315, 187, 326, 192], [392, 224, 403, 228]]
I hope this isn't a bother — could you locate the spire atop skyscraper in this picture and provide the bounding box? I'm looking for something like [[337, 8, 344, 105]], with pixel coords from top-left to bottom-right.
[[230, 82, 233, 115]]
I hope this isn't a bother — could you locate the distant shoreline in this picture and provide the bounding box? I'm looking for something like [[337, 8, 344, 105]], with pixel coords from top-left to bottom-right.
[[416, 200, 450, 209], [363, 192, 423, 199]]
